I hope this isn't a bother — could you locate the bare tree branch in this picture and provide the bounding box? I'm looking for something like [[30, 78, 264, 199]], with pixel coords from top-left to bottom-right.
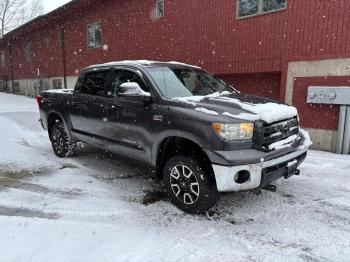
[[0, 0, 44, 38]]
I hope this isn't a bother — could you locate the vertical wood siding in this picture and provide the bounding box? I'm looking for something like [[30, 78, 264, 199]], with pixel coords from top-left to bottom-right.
[[1, 0, 350, 80]]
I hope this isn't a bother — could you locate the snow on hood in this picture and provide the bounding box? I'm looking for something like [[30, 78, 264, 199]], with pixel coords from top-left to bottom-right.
[[173, 92, 298, 124], [195, 107, 219, 116], [173, 91, 232, 104], [213, 96, 298, 124]]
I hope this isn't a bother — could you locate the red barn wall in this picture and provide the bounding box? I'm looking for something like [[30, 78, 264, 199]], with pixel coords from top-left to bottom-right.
[[1, 0, 350, 150], [218, 72, 281, 100], [3, 0, 350, 80], [293, 76, 350, 131]]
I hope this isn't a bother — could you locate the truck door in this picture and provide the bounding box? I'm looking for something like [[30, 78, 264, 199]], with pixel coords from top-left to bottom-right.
[[70, 68, 113, 140], [104, 68, 154, 163]]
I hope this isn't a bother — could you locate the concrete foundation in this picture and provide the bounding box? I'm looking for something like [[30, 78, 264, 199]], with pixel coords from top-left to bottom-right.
[[6, 76, 78, 97], [286, 58, 350, 153]]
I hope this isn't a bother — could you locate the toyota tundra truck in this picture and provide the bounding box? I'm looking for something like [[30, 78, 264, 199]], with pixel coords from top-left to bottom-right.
[[37, 60, 310, 213]]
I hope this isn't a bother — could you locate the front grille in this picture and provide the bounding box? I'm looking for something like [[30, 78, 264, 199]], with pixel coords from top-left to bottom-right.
[[253, 117, 299, 151]]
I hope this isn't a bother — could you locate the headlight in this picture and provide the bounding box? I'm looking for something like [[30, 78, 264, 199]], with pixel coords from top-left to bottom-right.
[[212, 122, 254, 141]]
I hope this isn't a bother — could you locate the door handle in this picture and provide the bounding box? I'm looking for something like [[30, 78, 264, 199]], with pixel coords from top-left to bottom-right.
[[106, 105, 119, 111], [87, 97, 94, 104], [72, 101, 80, 108]]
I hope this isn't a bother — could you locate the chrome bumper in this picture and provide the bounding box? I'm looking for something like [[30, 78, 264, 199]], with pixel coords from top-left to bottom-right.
[[212, 148, 308, 192]]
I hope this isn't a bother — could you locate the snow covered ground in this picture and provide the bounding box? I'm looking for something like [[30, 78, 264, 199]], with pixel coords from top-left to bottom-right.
[[0, 92, 349, 262]]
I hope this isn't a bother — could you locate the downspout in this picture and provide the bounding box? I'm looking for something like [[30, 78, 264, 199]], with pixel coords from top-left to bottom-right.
[[60, 23, 68, 89], [8, 39, 14, 93], [342, 106, 350, 154], [336, 106, 347, 154]]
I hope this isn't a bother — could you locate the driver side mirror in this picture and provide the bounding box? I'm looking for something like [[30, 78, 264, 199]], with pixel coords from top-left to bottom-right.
[[118, 82, 151, 101]]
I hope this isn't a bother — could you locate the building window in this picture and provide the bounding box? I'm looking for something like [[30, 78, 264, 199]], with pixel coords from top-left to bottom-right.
[[24, 43, 32, 63], [87, 22, 102, 49], [52, 79, 63, 89], [237, 0, 287, 19], [156, 0, 164, 18], [0, 51, 5, 67]]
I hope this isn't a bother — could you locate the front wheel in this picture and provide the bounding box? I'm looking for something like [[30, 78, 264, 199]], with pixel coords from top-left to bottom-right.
[[163, 156, 220, 214], [49, 121, 77, 158]]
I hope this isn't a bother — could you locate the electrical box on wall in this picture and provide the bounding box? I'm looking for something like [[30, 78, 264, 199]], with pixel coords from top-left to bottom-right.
[[307, 86, 350, 105], [307, 86, 350, 154]]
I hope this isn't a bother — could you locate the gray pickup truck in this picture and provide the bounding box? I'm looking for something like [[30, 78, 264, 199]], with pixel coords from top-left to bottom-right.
[[37, 60, 310, 213]]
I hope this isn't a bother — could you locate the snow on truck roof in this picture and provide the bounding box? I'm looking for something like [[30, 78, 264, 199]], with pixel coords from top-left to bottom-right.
[[87, 60, 201, 69]]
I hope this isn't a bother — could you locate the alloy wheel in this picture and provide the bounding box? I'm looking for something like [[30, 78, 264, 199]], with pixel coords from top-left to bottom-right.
[[52, 128, 64, 154], [170, 165, 200, 205]]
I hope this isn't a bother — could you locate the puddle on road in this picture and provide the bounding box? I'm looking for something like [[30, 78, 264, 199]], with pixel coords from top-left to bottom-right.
[[142, 191, 168, 205], [0, 205, 59, 220], [0, 170, 33, 180], [0, 170, 83, 199]]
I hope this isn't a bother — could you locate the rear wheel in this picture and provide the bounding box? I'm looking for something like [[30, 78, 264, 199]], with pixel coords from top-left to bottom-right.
[[50, 121, 77, 158], [163, 156, 220, 213]]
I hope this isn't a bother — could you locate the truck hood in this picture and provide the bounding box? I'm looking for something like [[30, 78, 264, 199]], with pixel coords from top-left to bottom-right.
[[172, 92, 298, 124]]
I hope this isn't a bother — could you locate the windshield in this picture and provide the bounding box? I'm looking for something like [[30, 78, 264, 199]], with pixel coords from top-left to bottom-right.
[[145, 66, 236, 99]]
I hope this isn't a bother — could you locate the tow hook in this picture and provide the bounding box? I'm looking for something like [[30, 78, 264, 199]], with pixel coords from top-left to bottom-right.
[[295, 169, 301, 176], [262, 184, 277, 192], [253, 184, 277, 194]]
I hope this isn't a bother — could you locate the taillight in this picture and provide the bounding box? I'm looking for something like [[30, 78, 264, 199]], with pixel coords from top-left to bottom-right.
[[36, 95, 43, 106]]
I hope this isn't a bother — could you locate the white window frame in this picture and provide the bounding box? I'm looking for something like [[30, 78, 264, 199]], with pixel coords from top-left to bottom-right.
[[87, 21, 102, 49], [156, 0, 164, 18], [236, 0, 287, 20]]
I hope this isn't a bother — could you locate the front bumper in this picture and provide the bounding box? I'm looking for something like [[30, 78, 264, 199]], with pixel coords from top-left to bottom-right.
[[212, 148, 307, 192]]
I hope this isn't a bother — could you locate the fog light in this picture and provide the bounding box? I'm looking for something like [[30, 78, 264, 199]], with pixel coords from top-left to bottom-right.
[[234, 170, 251, 184]]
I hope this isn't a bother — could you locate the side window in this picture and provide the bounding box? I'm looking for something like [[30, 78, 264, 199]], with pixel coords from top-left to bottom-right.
[[81, 70, 112, 97], [112, 70, 149, 95]]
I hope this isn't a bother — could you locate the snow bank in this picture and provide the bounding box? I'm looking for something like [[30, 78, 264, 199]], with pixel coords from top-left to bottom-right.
[[214, 97, 298, 124], [195, 107, 219, 116]]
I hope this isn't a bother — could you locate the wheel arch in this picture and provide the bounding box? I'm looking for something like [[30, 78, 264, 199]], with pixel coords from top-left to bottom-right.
[[155, 135, 214, 180], [47, 111, 72, 139]]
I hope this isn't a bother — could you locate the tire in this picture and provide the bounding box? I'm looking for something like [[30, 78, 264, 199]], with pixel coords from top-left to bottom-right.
[[163, 155, 220, 214], [49, 121, 77, 158]]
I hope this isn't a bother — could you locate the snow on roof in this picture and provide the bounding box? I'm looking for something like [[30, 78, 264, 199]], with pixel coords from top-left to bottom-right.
[[168, 61, 201, 69], [87, 60, 201, 69]]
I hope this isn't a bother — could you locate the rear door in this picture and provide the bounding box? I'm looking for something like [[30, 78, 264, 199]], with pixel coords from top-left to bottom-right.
[[70, 68, 113, 139]]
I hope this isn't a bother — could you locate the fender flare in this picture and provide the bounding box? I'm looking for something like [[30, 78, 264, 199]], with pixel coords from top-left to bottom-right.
[[151, 130, 209, 166], [47, 110, 74, 139]]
